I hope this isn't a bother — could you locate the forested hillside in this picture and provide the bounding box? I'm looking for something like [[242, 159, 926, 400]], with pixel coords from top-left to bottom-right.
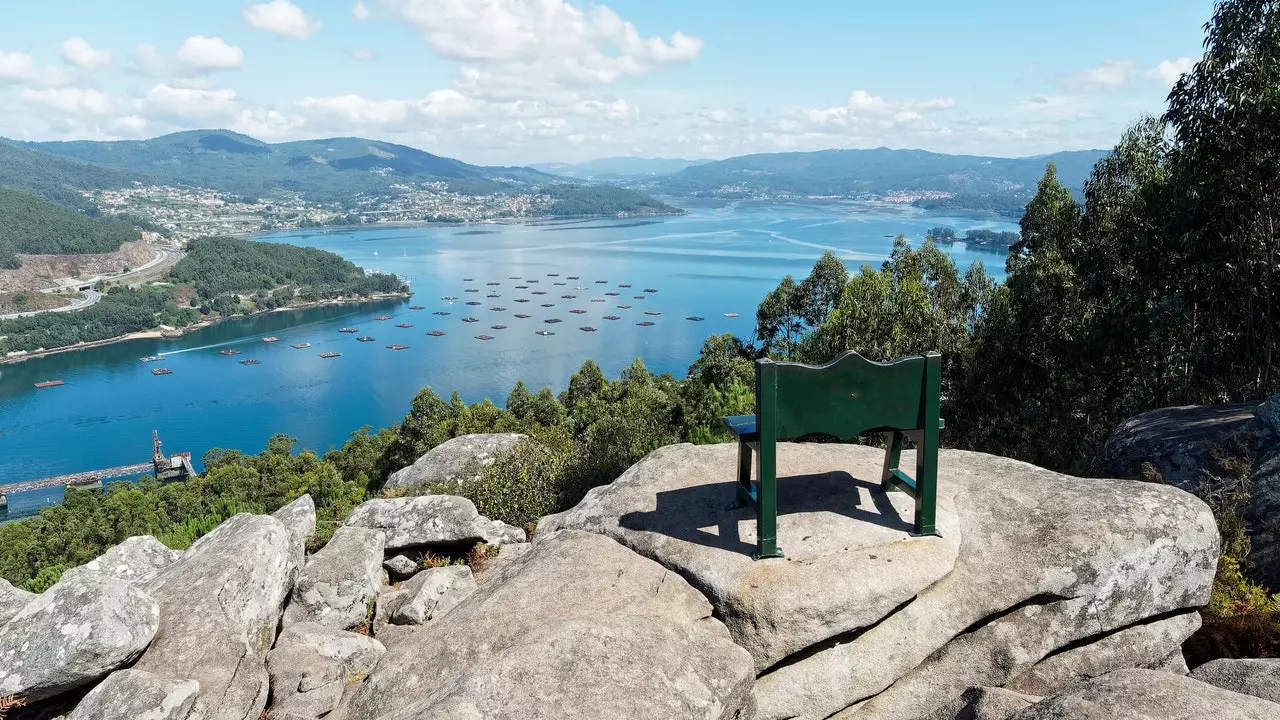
[[0, 140, 143, 213], [545, 184, 683, 216], [0, 186, 140, 269]]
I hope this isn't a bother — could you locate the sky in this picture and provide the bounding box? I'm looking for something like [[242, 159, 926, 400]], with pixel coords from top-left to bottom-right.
[[0, 0, 1216, 165]]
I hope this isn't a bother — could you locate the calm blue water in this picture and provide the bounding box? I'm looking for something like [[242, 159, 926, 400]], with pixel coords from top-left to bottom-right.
[[0, 200, 1013, 518]]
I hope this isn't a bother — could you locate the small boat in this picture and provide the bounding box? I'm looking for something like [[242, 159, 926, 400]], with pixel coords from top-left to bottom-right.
[[527, 279, 539, 284], [562, 294, 576, 299], [139, 355, 164, 363], [545, 318, 562, 324], [465, 289, 480, 293], [645, 311, 662, 316], [373, 249, 379, 256], [340, 328, 357, 333], [636, 321, 655, 327], [463, 277, 473, 282], [644, 288, 658, 293], [509, 276, 522, 279], [618, 304, 632, 309], [291, 342, 311, 349], [219, 349, 242, 356], [580, 326, 598, 332], [443, 295, 458, 301], [262, 337, 279, 343], [619, 284, 632, 288], [541, 303, 555, 308], [466, 301, 482, 306], [240, 359, 260, 365], [605, 292, 619, 296], [536, 330, 555, 336], [567, 276, 580, 280], [320, 351, 342, 358], [532, 291, 547, 295], [570, 309, 587, 315], [686, 316, 705, 322], [553, 282, 567, 285], [548, 273, 560, 277], [409, 305, 425, 310], [34, 379, 64, 388], [357, 336, 376, 342], [386, 344, 408, 350], [487, 282, 501, 286], [604, 315, 621, 320], [575, 286, 587, 290], [490, 307, 506, 312], [396, 323, 413, 328], [516, 285, 529, 289], [375, 315, 392, 321], [596, 280, 608, 284], [463, 317, 479, 323], [591, 299, 605, 303], [633, 295, 646, 299], [151, 368, 173, 376], [491, 324, 508, 330], [724, 313, 740, 318], [475, 334, 495, 341], [515, 298, 530, 303], [487, 293, 501, 298], [427, 330, 446, 337], [514, 313, 531, 319]]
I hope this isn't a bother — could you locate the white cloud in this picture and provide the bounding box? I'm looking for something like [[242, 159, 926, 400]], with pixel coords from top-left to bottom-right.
[[349, 48, 375, 61], [0, 50, 70, 87], [175, 36, 245, 74], [351, 1, 369, 20], [22, 87, 114, 115], [144, 83, 240, 120], [244, 1, 321, 40], [128, 44, 167, 76], [1150, 57, 1195, 85], [1063, 60, 1136, 92], [799, 90, 955, 132], [60, 37, 113, 69]]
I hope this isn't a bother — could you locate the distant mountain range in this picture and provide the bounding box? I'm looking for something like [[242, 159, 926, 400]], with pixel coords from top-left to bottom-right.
[[532, 157, 712, 180]]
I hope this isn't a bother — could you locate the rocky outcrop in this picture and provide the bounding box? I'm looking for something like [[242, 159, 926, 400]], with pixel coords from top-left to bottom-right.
[[343, 495, 524, 550], [273, 494, 317, 563], [266, 622, 385, 719], [78, 535, 182, 586], [0, 570, 160, 702], [382, 554, 418, 580], [66, 669, 200, 720], [343, 529, 756, 720], [387, 565, 477, 625], [385, 433, 526, 491], [542, 442, 1218, 720], [0, 578, 34, 626], [132, 513, 299, 720], [284, 526, 385, 631], [1006, 669, 1280, 719], [953, 687, 1041, 720], [1191, 657, 1280, 704]]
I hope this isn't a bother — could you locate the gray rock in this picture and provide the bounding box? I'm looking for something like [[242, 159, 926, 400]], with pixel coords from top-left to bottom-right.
[[539, 442, 963, 671], [953, 687, 1041, 720], [385, 432, 527, 491], [80, 535, 182, 586], [382, 554, 419, 580], [1156, 648, 1191, 675], [1097, 401, 1263, 484], [343, 495, 525, 550], [1252, 393, 1280, 438], [0, 578, 34, 626], [1007, 669, 1280, 720], [343, 529, 756, 720], [389, 565, 477, 625], [0, 570, 160, 701], [267, 622, 385, 719], [1004, 611, 1202, 696], [474, 541, 532, 585], [1191, 657, 1280, 704], [284, 526, 385, 630], [1244, 450, 1280, 590], [273, 494, 318, 562], [132, 513, 299, 720], [66, 669, 199, 720]]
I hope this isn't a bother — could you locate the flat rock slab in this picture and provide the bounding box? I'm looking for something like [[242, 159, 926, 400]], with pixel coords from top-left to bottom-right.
[[343, 494, 524, 550], [267, 622, 386, 719], [0, 570, 160, 701], [80, 535, 182, 586], [386, 432, 526, 491], [344, 529, 755, 720], [66, 669, 199, 720], [1008, 669, 1280, 720], [1191, 657, 1280, 704], [540, 442, 963, 670], [388, 565, 477, 625], [284, 525, 385, 631]]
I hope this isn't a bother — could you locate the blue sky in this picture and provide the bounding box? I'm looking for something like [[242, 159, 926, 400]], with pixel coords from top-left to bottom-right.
[[0, 0, 1215, 164]]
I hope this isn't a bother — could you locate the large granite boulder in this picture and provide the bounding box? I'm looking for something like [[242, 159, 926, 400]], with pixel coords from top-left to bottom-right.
[[542, 442, 1218, 720], [131, 513, 299, 720], [1007, 669, 1280, 719], [1191, 657, 1280, 704], [0, 570, 160, 701], [66, 669, 199, 720], [953, 687, 1041, 720], [385, 433, 526, 491], [387, 565, 477, 625], [78, 535, 182, 586], [0, 578, 34, 626], [343, 495, 524, 550], [273, 493, 318, 563], [343, 529, 755, 720], [267, 622, 385, 719], [284, 526, 385, 630]]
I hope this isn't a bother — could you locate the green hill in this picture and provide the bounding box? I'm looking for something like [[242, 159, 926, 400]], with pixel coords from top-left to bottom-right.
[[0, 140, 146, 213], [0, 186, 141, 269]]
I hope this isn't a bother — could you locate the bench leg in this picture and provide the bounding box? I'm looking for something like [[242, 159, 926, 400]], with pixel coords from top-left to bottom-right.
[[755, 437, 783, 559], [735, 440, 754, 508], [882, 431, 906, 492], [913, 424, 940, 537]]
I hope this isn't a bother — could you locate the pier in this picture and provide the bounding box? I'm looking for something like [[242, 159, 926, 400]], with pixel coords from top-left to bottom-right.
[[0, 430, 194, 498]]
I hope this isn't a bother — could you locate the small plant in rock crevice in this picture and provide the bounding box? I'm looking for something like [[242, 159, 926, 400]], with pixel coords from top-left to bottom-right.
[[0, 695, 26, 720]]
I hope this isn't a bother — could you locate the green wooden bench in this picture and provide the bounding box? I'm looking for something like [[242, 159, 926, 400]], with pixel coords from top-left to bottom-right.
[[722, 350, 943, 559]]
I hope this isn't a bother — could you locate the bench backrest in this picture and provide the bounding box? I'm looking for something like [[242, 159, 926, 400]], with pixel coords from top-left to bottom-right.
[[756, 351, 940, 442]]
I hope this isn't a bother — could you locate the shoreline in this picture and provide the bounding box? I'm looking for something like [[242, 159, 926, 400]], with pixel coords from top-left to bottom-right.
[[0, 292, 411, 366], [247, 209, 688, 240]]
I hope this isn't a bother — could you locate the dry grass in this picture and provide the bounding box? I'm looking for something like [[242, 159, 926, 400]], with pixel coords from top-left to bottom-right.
[[0, 695, 26, 720]]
